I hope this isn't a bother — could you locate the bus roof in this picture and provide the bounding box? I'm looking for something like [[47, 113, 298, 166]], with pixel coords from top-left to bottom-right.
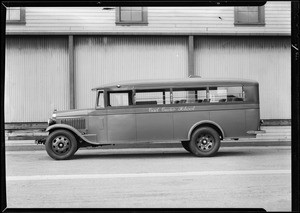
[[92, 78, 258, 91]]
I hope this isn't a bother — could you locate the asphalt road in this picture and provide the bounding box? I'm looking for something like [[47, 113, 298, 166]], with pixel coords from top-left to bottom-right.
[[5, 146, 291, 211]]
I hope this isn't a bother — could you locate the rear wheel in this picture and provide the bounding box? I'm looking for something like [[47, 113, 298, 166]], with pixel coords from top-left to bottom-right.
[[189, 127, 220, 157], [181, 141, 191, 153], [45, 129, 78, 160]]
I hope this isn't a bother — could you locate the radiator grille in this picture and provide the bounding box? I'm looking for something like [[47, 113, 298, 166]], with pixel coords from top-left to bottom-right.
[[61, 118, 86, 129]]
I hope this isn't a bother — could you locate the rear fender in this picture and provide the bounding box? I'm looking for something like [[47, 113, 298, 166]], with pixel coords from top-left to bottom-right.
[[188, 120, 225, 140]]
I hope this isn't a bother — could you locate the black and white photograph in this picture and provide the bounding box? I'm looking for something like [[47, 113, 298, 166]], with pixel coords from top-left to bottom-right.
[[1, 0, 297, 211]]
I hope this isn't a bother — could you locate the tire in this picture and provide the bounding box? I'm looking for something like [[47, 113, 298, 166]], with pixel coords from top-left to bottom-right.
[[181, 141, 192, 153], [189, 127, 220, 157], [45, 129, 78, 160]]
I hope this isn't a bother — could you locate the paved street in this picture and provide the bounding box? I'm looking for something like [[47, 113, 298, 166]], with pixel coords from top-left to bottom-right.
[[5, 146, 291, 211]]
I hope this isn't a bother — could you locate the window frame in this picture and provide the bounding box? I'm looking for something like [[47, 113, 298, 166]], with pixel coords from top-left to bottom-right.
[[234, 6, 265, 25], [172, 87, 208, 104], [98, 84, 252, 109], [115, 7, 148, 25], [96, 90, 105, 109], [135, 88, 171, 106], [208, 86, 245, 103], [107, 90, 133, 108], [6, 7, 26, 25]]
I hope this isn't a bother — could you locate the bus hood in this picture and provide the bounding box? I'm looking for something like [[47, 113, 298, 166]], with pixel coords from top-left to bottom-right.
[[53, 109, 94, 118]]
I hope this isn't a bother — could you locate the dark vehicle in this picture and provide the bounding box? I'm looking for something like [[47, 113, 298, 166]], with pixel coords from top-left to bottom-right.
[[37, 78, 265, 160]]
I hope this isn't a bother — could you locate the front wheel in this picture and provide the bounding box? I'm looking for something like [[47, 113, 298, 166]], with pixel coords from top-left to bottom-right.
[[189, 127, 220, 157], [45, 129, 78, 160]]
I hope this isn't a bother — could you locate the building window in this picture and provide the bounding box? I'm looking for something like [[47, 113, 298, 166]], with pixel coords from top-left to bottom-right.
[[6, 7, 26, 24], [234, 6, 265, 25], [116, 7, 148, 25]]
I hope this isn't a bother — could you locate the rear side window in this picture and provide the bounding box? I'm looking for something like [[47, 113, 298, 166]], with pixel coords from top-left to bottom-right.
[[172, 87, 207, 104], [135, 89, 171, 105], [208, 86, 244, 103]]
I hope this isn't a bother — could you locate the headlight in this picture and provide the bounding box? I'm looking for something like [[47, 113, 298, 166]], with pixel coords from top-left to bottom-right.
[[53, 113, 56, 118], [48, 118, 56, 126]]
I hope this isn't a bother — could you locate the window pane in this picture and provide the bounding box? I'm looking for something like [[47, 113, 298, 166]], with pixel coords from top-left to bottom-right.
[[119, 7, 145, 23], [109, 93, 129, 107], [237, 12, 250, 23], [197, 89, 207, 102], [131, 11, 142, 22], [209, 87, 244, 103], [248, 12, 259, 23], [173, 91, 190, 104], [7, 8, 21, 21], [136, 90, 170, 105], [120, 11, 131, 22], [236, 6, 262, 24], [97, 92, 104, 108], [10, 9, 21, 20], [173, 88, 207, 104], [209, 87, 227, 103]]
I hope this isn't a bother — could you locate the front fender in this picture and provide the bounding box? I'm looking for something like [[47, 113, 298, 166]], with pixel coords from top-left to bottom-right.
[[46, 124, 100, 145]]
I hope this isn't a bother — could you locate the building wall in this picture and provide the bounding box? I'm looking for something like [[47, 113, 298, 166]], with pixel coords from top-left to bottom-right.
[[6, 2, 290, 35], [74, 36, 188, 109], [5, 35, 291, 122], [194, 36, 291, 119], [4, 3, 291, 122], [5, 36, 70, 122]]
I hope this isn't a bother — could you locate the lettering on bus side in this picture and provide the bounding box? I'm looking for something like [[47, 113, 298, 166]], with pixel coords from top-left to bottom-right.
[[148, 106, 196, 113]]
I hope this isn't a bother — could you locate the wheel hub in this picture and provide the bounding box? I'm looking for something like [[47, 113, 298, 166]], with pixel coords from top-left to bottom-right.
[[52, 136, 70, 154], [197, 134, 214, 151]]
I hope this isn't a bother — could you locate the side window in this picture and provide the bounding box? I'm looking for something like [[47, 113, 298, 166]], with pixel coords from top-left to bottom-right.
[[208, 86, 244, 103], [6, 7, 26, 24], [135, 89, 170, 105], [234, 6, 265, 25], [172, 88, 207, 104], [108, 91, 132, 107], [116, 7, 148, 25], [97, 91, 104, 108]]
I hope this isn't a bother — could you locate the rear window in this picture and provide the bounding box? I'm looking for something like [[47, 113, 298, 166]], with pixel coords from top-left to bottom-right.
[[208, 86, 244, 103]]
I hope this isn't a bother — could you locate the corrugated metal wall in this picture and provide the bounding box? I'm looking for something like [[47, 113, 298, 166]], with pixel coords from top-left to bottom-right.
[[5, 36, 69, 122], [194, 36, 291, 119], [6, 2, 291, 36], [5, 35, 290, 122], [74, 36, 188, 109]]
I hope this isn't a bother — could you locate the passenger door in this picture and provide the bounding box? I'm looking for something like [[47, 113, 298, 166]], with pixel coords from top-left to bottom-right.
[[106, 91, 137, 143], [135, 89, 174, 142]]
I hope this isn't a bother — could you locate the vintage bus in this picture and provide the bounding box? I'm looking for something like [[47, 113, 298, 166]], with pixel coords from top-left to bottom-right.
[[38, 78, 265, 160]]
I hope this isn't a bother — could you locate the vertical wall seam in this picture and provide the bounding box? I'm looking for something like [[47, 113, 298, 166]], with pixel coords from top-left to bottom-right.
[[69, 35, 75, 109], [188, 35, 195, 77]]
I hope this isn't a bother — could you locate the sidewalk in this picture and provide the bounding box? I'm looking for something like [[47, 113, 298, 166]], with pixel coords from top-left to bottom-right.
[[5, 126, 291, 151]]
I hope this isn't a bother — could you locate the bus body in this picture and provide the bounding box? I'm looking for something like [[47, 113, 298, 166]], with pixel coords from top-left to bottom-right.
[[39, 78, 265, 160]]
